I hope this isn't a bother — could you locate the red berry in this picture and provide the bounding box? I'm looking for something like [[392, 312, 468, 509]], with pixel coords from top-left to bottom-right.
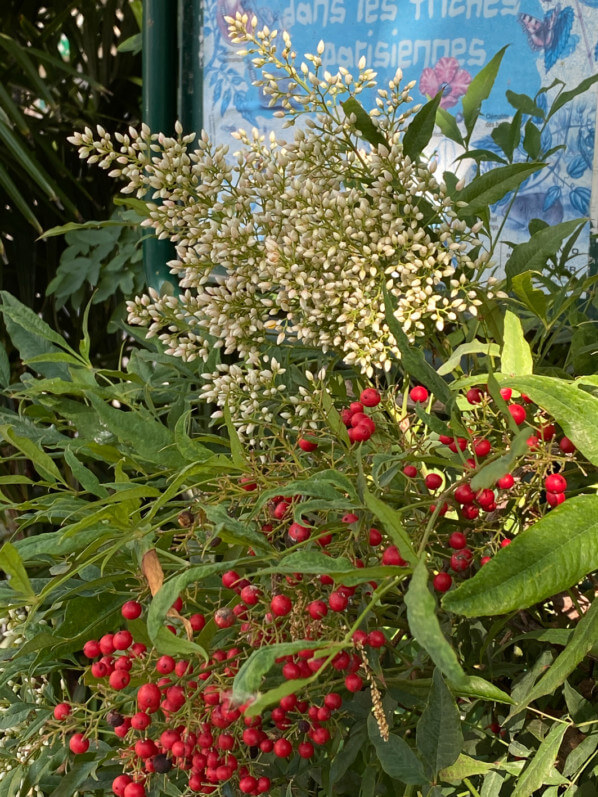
[[239, 776, 258, 794], [270, 594, 292, 617], [121, 601, 142, 620], [480, 556, 492, 566], [329, 592, 348, 612], [527, 435, 539, 450], [112, 775, 133, 797], [222, 570, 241, 590], [69, 733, 89, 755], [137, 683, 161, 713], [367, 630, 386, 648], [461, 504, 479, 520], [273, 738, 293, 758], [448, 437, 468, 452], [239, 476, 257, 491], [544, 473, 566, 493], [298, 437, 318, 452], [559, 436, 575, 454], [99, 633, 115, 656], [344, 673, 363, 692], [424, 473, 443, 490], [298, 741, 315, 758], [91, 661, 108, 679], [497, 473, 514, 490], [410, 386, 429, 403], [475, 488, 495, 509], [53, 703, 71, 721], [454, 483, 475, 504], [214, 608, 236, 628], [131, 712, 151, 731], [466, 387, 483, 405], [189, 613, 206, 632], [539, 424, 556, 442], [360, 388, 381, 407], [473, 439, 491, 457], [402, 464, 417, 478], [448, 531, 467, 550], [381, 545, 407, 566], [433, 573, 452, 592], [288, 522, 311, 543], [368, 527, 382, 546], [310, 726, 331, 745], [109, 670, 130, 690], [500, 538, 511, 547], [349, 401, 364, 414], [508, 404, 526, 425], [499, 388, 512, 401], [350, 423, 373, 443], [273, 500, 291, 520], [171, 596, 183, 612], [546, 491, 566, 507], [113, 630, 133, 650], [257, 776, 271, 794], [135, 738, 158, 759], [450, 549, 473, 572], [124, 784, 146, 797], [324, 692, 343, 709], [307, 600, 328, 620], [83, 639, 101, 658], [156, 655, 175, 674]]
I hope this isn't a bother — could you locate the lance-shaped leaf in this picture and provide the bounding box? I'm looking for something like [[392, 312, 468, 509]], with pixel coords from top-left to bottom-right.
[[416, 669, 463, 778], [501, 310, 533, 376], [497, 374, 598, 466], [443, 496, 598, 616], [367, 714, 427, 785]]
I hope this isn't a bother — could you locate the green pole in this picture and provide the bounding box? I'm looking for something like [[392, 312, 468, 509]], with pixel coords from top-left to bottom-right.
[[179, 0, 204, 136], [142, 0, 178, 291]]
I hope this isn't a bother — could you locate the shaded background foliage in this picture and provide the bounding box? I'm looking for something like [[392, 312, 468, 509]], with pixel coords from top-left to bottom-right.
[[0, 0, 142, 364]]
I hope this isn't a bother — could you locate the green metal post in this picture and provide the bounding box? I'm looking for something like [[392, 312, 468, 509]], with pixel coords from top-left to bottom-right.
[[142, 0, 178, 291], [179, 0, 204, 136]]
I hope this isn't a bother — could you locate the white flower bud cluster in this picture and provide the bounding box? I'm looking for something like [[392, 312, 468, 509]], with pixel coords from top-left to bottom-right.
[[72, 21, 486, 432]]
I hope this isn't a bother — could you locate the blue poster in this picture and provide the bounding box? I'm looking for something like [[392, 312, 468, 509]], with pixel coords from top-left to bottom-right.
[[203, 0, 598, 267]]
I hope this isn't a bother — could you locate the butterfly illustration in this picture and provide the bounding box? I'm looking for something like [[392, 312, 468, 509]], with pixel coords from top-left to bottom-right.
[[518, 5, 578, 70]]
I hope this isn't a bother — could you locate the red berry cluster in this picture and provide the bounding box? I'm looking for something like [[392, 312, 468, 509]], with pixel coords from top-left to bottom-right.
[[337, 388, 380, 444]]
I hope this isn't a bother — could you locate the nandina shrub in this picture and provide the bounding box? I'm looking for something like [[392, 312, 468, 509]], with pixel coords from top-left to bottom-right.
[[1, 16, 598, 797]]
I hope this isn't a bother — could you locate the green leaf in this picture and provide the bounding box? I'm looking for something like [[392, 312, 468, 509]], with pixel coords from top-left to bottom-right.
[[511, 272, 547, 321], [405, 560, 466, 684], [0, 291, 77, 355], [470, 428, 529, 491], [416, 670, 463, 778], [443, 495, 598, 616], [383, 286, 452, 405], [501, 310, 533, 376], [0, 161, 42, 232], [462, 46, 508, 136], [0, 342, 10, 388], [491, 111, 522, 162], [261, 550, 353, 575], [506, 90, 545, 118], [511, 723, 568, 797], [39, 219, 130, 240], [147, 561, 240, 645], [452, 676, 514, 705], [439, 754, 495, 783], [363, 489, 417, 566], [522, 120, 542, 159], [0, 119, 60, 201], [341, 98, 387, 149], [63, 448, 108, 497], [0, 425, 66, 485], [330, 727, 368, 786], [516, 598, 598, 711], [505, 219, 587, 282], [403, 92, 442, 161], [232, 640, 325, 702], [153, 626, 208, 659], [0, 542, 34, 597], [437, 341, 500, 376], [174, 411, 214, 463], [498, 374, 598, 465], [435, 108, 463, 146], [546, 73, 598, 122], [223, 405, 245, 468], [203, 504, 270, 553], [367, 714, 427, 785], [455, 163, 544, 218]]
